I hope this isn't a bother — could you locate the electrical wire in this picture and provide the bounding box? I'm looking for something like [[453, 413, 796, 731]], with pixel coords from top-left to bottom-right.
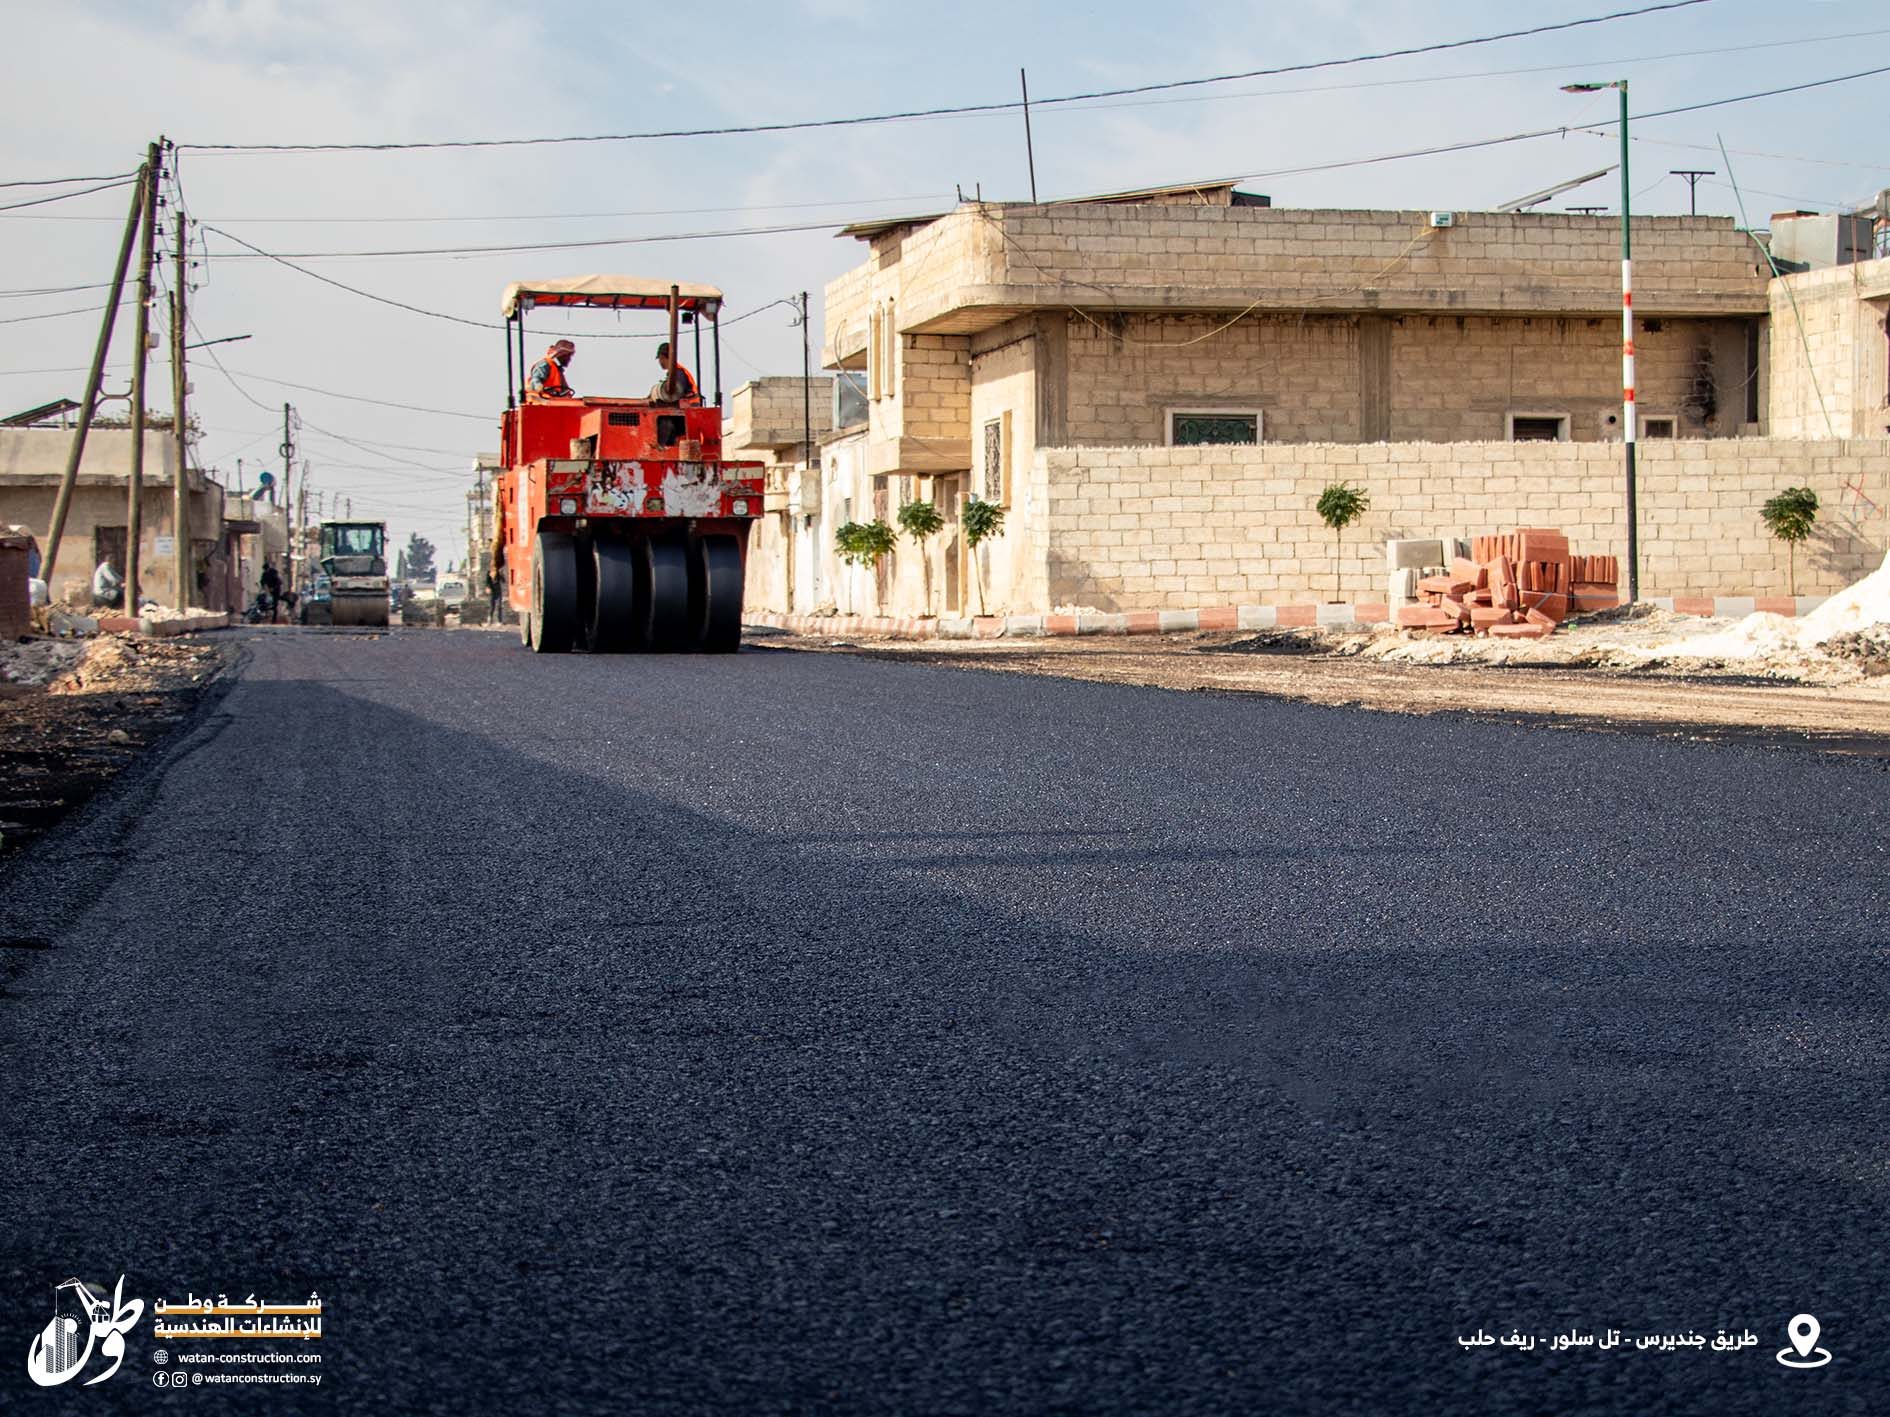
[[182, 62, 1890, 270], [0, 282, 115, 300], [0, 299, 134, 327], [1044, 25, 1890, 118], [195, 223, 821, 338], [0, 176, 137, 213], [215, 368, 493, 421], [1166, 61, 1890, 192], [179, 0, 1714, 153], [202, 217, 844, 263], [0, 171, 137, 189]]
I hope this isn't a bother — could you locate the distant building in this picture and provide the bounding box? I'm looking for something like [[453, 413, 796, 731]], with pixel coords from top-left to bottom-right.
[[0, 416, 283, 610]]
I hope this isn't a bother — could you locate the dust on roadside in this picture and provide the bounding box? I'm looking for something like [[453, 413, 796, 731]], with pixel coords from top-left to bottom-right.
[[0, 635, 226, 859], [770, 613, 1890, 757]]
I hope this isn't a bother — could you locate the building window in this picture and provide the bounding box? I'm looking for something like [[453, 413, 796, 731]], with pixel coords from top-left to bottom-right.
[[1507, 413, 1570, 442], [981, 410, 1012, 504], [1167, 409, 1261, 446], [1640, 415, 1677, 439]]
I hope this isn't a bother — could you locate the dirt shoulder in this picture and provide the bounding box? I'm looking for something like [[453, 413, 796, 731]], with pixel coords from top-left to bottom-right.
[[0, 635, 228, 859], [761, 621, 1890, 758]]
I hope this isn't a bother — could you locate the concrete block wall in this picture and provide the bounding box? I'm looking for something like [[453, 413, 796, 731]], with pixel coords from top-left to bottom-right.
[[1064, 312, 1361, 444], [1050, 309, 1753, 448], [923, 205, 1768, 327], [1767, 258, 1890, 439], [727, 377, 834, 452], [900, 335, 972, 443], [1036, 437, 1890, 610]]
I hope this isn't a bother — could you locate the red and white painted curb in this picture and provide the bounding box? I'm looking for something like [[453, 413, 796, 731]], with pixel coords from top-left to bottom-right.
[[747, 594, 1827, 643]]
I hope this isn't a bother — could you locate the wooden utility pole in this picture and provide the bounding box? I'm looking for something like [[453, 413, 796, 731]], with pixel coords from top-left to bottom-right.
[[171, 201, 190, 608], [126, 139, 161, 611], [42, 163, 146, 591]]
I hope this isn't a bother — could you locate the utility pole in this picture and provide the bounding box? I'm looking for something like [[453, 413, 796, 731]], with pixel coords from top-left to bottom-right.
[[280, 403, 295, 593], [42, 160, 146, 592], [1563, 79, 1637, 602], [796, 291, 813, 605], [171, 197, 190, 609], [297, 473, 309, 594], [1670, 169, 1714, 217], [126, 139, 161, 612]]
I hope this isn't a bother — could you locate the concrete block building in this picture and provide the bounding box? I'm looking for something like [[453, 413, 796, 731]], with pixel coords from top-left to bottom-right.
[[745, 182, 1884, 615], [0, 422, 283, 611]]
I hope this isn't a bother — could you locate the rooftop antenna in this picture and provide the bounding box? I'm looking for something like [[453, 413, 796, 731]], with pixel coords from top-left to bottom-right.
[[1020, 68, 1039, 203], [1670, 169, 1715, 216]]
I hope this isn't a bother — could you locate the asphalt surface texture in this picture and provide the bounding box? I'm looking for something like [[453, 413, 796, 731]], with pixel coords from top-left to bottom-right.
[[1, 624, 1885, 1416]]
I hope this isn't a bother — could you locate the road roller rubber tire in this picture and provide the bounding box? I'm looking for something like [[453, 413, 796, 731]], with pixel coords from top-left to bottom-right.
[[529, 532, 578, 654], [694, 535, 744, 653], [573, 532, 597, 645], [646, 539, 690, 652], [588, 538, 643, 654]]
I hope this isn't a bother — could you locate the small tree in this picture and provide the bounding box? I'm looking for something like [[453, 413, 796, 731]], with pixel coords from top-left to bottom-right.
[[962, 496, 1007, 616], [1759, 486, 1818, 596], [897, 500, 945, 615], [834, 519, 897, 612], [1314, 481, 1370, 602], [403, 533, 437, 583]]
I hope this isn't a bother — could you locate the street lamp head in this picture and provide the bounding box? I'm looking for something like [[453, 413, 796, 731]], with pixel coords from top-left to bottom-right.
[[1561, 80, 1625, 92]]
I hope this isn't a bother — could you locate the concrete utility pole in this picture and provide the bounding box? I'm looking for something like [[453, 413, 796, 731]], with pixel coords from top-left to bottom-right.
[[171, 200, 190, 609], [280, 403, 295, 592], [42, 161, 145, 592], [800, 289, 811, 589], [126, 139, 161, 611]]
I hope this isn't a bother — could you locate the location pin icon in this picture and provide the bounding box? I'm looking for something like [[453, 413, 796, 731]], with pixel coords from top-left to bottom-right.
[[1789, 1314, 1820, 1359]]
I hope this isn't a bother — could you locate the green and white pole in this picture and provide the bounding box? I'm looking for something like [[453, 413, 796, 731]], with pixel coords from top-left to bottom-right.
[[1565, 78, 1637, 602]]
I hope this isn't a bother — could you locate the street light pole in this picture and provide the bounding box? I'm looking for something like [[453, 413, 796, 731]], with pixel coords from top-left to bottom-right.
[[1565, 78, 1637, 602]]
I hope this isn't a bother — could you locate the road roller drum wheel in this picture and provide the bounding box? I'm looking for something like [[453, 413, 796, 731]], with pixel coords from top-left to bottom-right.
[[588, 537, 644, 653], [646, 538, 690, 652], [529, 531, 578, 654], [694, 535, 744, 653]]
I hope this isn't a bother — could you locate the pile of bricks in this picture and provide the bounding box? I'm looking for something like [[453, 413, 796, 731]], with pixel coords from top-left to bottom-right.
[[1394, 527, 1619, 639]]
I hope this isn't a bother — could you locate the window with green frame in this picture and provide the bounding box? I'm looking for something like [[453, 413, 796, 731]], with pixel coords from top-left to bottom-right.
[[1168, 410, 1261, 446]]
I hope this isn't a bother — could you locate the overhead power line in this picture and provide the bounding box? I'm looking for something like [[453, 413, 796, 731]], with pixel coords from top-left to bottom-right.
[[204, 217, 843, 263], [179, 0, 1713, 153], [199, 222, 814, 333], [0, 171, 137, 189], [0, 176, 138, 213], [217, 368, 493, 421], [1178, 61, 1890, 191], [0, 299, 134, 327], [196, 61, 1890, 272]]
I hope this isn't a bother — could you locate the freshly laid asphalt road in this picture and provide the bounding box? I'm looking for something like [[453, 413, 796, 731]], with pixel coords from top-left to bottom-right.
[[2, 626, 1886, 1415]]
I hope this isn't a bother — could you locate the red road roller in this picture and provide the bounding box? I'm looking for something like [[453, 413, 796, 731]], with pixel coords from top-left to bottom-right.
[[492, 276, 764, 653]]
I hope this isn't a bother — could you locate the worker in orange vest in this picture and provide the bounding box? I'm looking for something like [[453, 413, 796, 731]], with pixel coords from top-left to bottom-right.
[[529, 339, 577, 398], [651, 342, 699, 405]]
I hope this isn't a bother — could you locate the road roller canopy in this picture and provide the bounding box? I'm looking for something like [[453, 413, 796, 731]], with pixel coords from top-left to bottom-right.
[[500, 276, 724, 319]]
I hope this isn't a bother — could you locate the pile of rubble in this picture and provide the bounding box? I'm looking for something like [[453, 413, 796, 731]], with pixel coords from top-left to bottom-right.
[[1392, 528, 1620, 640], [1655, 550, 1890, 672]]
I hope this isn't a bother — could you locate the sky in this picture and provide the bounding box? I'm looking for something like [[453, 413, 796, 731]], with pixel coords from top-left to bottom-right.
[[2, 0, 1886, 563]]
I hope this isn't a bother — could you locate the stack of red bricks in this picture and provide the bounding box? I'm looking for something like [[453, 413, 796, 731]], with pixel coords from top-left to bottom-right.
[[1394, 527, 1619, 640]]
